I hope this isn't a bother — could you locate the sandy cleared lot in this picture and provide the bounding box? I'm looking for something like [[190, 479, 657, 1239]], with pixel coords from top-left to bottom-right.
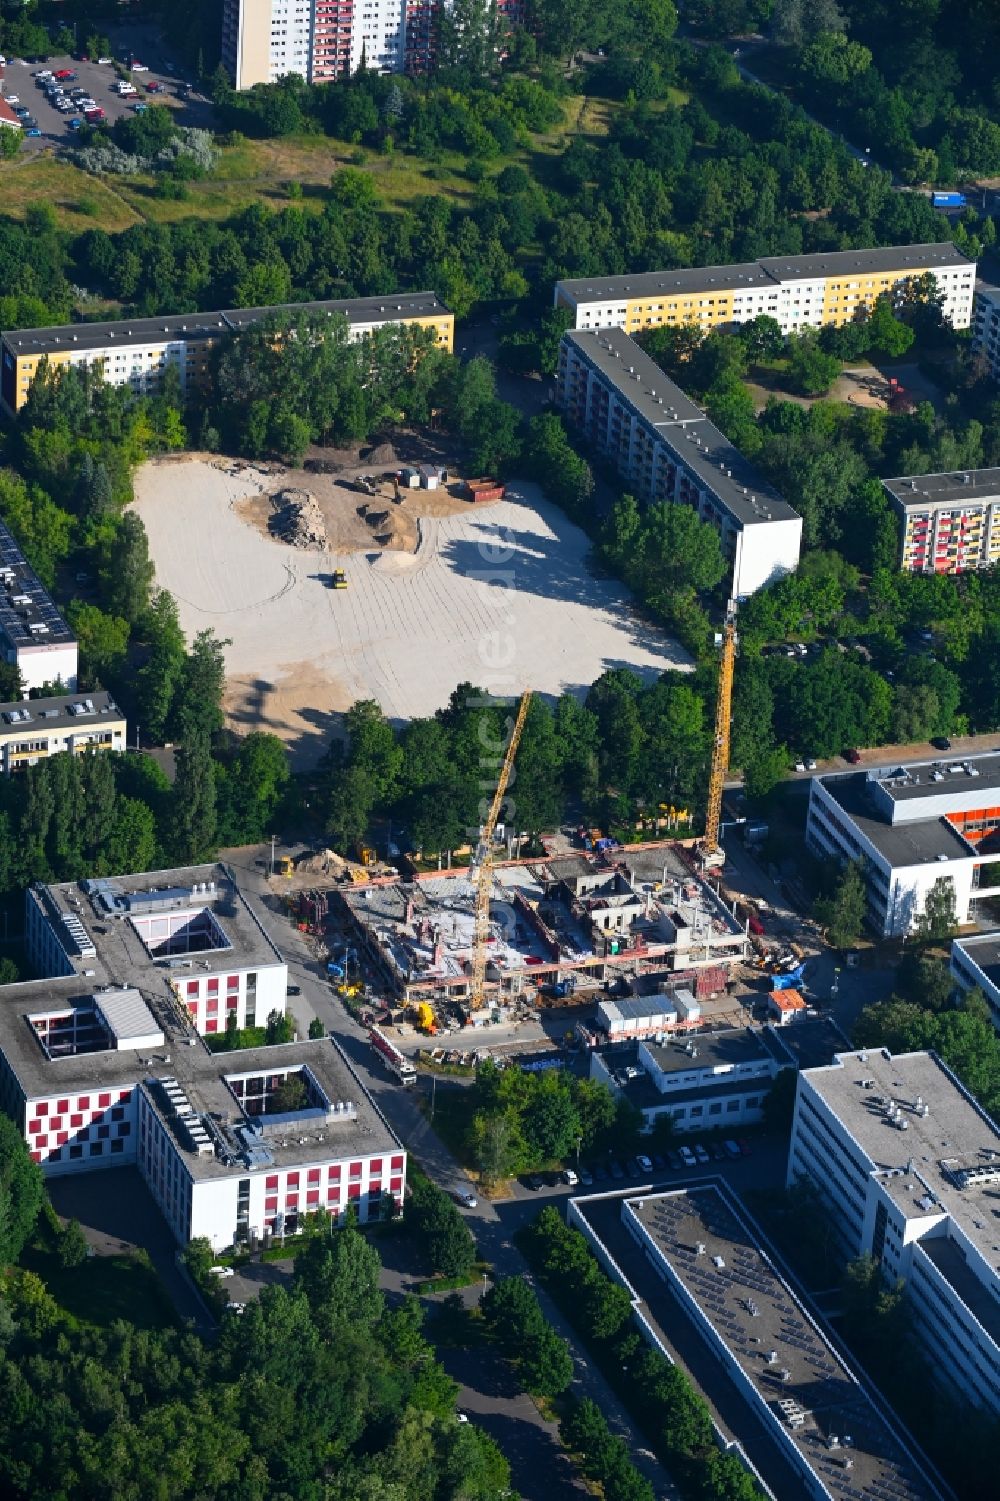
[[134, 458, 691, 762]]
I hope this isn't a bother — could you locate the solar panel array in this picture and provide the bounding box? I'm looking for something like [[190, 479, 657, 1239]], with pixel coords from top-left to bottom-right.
[[0, 520, 73, 647]]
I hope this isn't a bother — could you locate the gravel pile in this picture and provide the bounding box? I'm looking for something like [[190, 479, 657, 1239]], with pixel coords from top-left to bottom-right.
[[268, 488, 327, 548]]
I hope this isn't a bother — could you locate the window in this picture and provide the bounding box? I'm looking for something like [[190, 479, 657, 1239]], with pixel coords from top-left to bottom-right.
[[391, 1154, 404, 1171], [350, 1162, 362, 1179], [36, 1102, 48, 1116], [58, 1098, 69, 1113], [266, 1174, 279, 1190], [98, 1092, 111, 1108], [79, 1096, 90, 1109], [69, 1144, 83, 1159], [348, 1182, 361, 1199], [727, 1101, 740, 1113], [308, 1167, 320, 1184], [89, 1141, 103, 1156], [111, 1106, 125, 1122], [206, 1019, 218, 1033], [187, 981, 199, 997], [328, 1164, 341, 1181], [287, 1172, 300, 1187], [709, 1103, 723, 1116], [71, 1113, 83, 1128], [97, 1124, 111, 1140], [307, 1190, 320, 1205], [227, 975, 240, 991], [118, 1123, 130, 1137], [207, 978, 219, 996], [111, 1139, 124, 1154]]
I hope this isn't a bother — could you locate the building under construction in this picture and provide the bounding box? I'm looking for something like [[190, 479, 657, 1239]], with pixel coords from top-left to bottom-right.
[[339, 844, 749, 1008]]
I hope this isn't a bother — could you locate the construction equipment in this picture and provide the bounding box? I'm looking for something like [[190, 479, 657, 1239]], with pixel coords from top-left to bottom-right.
[[279, 855, 294, 877], [330, 569, 348, 589], [409, 999, 437, 1034], [703, 604, 737, 865], [470, 690, 533, 1008], [369, 1025, 417, 1085]]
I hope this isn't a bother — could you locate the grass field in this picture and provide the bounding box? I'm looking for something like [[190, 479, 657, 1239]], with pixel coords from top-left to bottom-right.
[[21, 1237, 178, 1331], [0, 82, 654, 233]]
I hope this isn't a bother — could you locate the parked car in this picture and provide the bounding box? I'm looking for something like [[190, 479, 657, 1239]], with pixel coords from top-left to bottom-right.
[[593, 1162, 608, 1182], [285, 984, 301, 996], [931, 736, 951, 751], [454, 1188, 478, 1209], [693, 1144, 710, 1164], [710, 1142, 726, 1161], [133, 101, 148, 112], [805, 758, 817, 770], [146, 80, 162, 92], [667, 1149, 683, 1170], [5, 94, 19, 105], [737, 1139, 753, 1157], [793, 760, 806, 773], [13, 106, 28, 117], [25, 127, 40, 136], [53, 68, 75, 80], [579, 1167, 593, 1186], [131, 60, 149, 72], [526, 1173, 544, 1192], [209, 1265, 234, 1278], [679, 1146, 697, 1167], [651, 1152, 666, 1170], [844, 748, 861, 764], [636, 1153, 653, 1174], [561, 1167, 579, 1186], [98, 56, 114, 65], [609, 1159, 624, 1180], [68, 117, 82, 129], [723, 1140, 742, 1160]]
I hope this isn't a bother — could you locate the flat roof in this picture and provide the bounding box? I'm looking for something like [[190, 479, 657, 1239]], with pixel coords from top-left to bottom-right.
[[864, 754, 1000, 807], [803, 1049, 1000, 1341], [563, 328, 799, 528], [952, 933, 1000, 992], [557, 261, 776, 302], [757, 242, 971, 282], [557, 243, 971, 304], [1, 293, 450, 359], [624, 1186, 940, 1501], [819, 774, 973, 867], [0, 689, 122, 736], [0, 519, 74, 648], [30, 863, 284, 994], [769, 988, 807, 1011], [644, 1027, 775, 1076], [883, 468, 1000, 509]]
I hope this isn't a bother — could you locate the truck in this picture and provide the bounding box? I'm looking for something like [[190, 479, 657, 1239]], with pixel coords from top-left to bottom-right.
[[369, 1025, 416, 1085], [931, 191, 966, 208]]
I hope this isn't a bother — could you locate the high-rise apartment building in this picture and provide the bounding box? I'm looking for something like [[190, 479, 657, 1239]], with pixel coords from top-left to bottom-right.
[[222, 0, 524, 88], [883, 468, 1000, 575]]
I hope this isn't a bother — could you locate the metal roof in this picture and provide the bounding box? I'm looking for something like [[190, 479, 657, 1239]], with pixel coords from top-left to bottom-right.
[[0, 519, 74, 647]]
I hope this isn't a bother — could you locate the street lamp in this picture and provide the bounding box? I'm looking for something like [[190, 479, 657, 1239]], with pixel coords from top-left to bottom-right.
[[269, 834, 277, 877]]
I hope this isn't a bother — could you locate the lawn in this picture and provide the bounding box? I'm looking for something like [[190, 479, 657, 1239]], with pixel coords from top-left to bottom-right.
[[0, 153, 141, 232]]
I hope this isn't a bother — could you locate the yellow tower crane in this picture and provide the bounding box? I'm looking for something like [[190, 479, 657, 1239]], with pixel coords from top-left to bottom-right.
[[702, 604, 737, 864], [470, 690, 532, 1008]]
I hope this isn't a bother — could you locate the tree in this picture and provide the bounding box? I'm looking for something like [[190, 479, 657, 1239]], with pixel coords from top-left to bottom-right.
[[265, 1009, 294, 1044], [472, 1107, 530, 1186], [308, 1017, 325, 1039], [0, 1113, 44, 1267], [57, 1218, 89, 1269], [172, 630, 228, 740], [524, 1071, 581, 1163], [914, 875, 957, 945], [65, 602, 130, 684], [172, 728, 218, 861], [106, 511, 154, 624], [520, 1323, 574, 1397], [0, 958, 18, 985], [409, 1174, 476, 1277], [482, 1275, 545, 1355], [814, 859, 866, 948], [867, 295, 916, 358], [271, 1074, 308, 1113], [785, 329, 842, 396], [293, 1221, 385, 1331], [738, 314, 785, 363]]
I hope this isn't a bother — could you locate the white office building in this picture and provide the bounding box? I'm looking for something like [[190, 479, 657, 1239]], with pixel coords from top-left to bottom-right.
[[789, 1048, 1000, 1414], [950, 933, 1000, 1031], [0, 863, 406, 1249], [557, 328, 802, 598], [805, 755, 1000, 937], [0, 520, 77, 695]]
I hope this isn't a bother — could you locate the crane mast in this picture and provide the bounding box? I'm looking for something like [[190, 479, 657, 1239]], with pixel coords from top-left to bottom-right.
[[470, 690, 532, 1008], [703, 605, 737, 863]]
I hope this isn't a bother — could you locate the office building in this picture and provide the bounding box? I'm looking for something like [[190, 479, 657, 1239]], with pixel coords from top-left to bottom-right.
[[950, 933, 1000, 1031], [0, 690, 125, 773], [788, 1048, 1000, 1414], [0, 519, 77, 695], [557, 328, 801, 597], [221, 0, 524, 88], [0, 294, 454, 416], [883, 468, 1000, 574], [805, 754, 1000, 937], [971, 282, 1000, 381], [569, 1184, 942, 1500], [0, 864, 405, 1248], [555, 243, 975, 337]]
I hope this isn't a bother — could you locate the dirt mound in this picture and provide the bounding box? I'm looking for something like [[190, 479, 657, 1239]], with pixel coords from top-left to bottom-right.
[[268, 488, 327, 549], [365, 441, 398, 467], [365, 509, 390, 529]]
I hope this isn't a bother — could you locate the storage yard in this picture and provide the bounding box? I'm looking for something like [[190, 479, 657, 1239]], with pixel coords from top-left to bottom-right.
[[134, 457, 692, 761]]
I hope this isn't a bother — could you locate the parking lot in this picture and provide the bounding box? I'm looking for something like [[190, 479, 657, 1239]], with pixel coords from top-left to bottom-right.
[[0, 48, 207, 150]]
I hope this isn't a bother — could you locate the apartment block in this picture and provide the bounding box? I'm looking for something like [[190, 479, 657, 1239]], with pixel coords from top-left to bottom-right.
[[555, 243, 975, 338], [883, 468, 1000, 574], [0, 690, 125, 774], [0, 294, 454, 417], [950, 933, 1000, 1032], [806, 755, 1000, 938], [557, 327, 801, 598], [222, 0, 524, 87], [971, 282, 1000, 380], [0, 864, 406, 1249], [789, 1048, 1000, 1414], [0, 520, 77, 695]]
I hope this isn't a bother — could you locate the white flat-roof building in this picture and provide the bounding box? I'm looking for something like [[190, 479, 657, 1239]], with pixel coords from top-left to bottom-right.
[[971, 282, 1000, 381], [950, 932, 1000, 1031], [569, 1185, 943, 1500], [0, 690, 125, 773], [0, 520, 77, 695], [805, 755, 1000, 937], [789, 1048, 1000, 1414], [0, 863, 405, 1249], [556, 243, 975, 337], [557, 328, 802, 598]]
